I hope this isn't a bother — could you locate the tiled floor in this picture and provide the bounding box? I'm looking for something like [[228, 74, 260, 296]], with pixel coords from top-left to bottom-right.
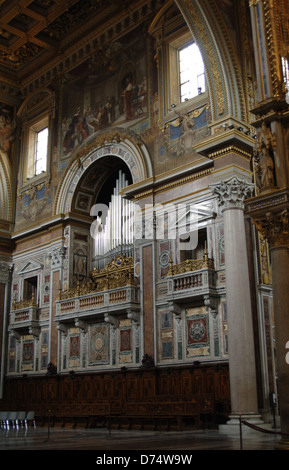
[[0, 425, 283, 452]]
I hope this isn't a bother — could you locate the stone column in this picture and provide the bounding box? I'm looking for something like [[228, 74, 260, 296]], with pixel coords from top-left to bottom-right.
[[0, 261, 13, 398], [211, 176, 262, 429], [253, 207, 289, 447]]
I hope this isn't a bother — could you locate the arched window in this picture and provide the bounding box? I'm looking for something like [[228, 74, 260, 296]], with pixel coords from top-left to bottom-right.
[[149, 4, 207, 125], [179, 42, 206, 101]]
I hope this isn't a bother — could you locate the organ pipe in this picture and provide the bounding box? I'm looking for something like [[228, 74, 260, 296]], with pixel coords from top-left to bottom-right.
[[93, 170, 134, 269]]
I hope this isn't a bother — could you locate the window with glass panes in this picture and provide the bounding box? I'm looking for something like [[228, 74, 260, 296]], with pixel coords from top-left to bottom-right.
[[179, 42, 205, 102], [35, 127, 48, 175]]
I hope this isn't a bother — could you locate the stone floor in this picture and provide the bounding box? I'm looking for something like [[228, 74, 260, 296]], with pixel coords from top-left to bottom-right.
[[0, 424, 283, 455]]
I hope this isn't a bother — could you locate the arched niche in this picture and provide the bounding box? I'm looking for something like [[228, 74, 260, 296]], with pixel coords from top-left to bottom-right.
[[150, 0, 249, 122], [53, 127, 152, 216], [71, 154, 132, 217]]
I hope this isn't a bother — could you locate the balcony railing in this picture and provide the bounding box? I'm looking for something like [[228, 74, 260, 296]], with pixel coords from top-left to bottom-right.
[[55, 256, 140, 326], [166, 252, 218, 306], [9, 294, 39, 337]]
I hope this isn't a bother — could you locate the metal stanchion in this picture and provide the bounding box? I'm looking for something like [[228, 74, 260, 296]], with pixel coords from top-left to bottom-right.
[[239, 415, 243, 450], [43, 409, 53, 443]]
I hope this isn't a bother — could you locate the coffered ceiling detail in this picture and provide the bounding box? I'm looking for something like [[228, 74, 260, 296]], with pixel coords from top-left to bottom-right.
[[0, 0, 133, 81]]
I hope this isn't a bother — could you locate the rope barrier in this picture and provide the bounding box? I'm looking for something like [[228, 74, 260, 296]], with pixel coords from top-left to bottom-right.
[[240, 418, 289, 437], [238, 416, 289, 450]]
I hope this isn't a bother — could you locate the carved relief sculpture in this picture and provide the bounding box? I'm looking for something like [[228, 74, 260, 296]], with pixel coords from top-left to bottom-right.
[[254, 122, 277, 194]]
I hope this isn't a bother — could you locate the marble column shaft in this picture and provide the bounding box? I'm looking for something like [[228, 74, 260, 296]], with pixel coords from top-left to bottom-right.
[[211, 177, 260, 419]]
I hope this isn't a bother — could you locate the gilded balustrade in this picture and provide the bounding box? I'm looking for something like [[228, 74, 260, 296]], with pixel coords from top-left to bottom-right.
[[167, 251, 214, 277], [59, 256, 137, 301], [167, 250, 217, 302], [9, 293, 39, 336], [56, 256, 140, 322], [12, 292, 37, 311]]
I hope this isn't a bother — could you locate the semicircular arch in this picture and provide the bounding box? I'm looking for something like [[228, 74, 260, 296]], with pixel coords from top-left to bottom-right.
[[53, 127, 152, 216], [152, 0, 248, 121]]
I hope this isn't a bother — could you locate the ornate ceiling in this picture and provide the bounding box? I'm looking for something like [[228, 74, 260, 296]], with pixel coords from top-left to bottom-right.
[[0, 0, 133, 83]]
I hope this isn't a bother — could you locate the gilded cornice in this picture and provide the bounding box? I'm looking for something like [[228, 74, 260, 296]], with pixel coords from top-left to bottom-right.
[[194, 126, 255, 160], [133, 166, 213, 201]]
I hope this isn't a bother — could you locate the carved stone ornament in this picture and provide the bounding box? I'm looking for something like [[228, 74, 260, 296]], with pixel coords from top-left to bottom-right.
[[49, 246, 66, 268], [254, 209, 289, 248], [0, 261, 13, 283], [253, 122, 277, 194], [210, 176, 255, 212]]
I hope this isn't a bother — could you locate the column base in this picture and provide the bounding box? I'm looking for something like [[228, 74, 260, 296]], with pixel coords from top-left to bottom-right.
[[219, 413, 266, 435], [275, 438, 289, 450]]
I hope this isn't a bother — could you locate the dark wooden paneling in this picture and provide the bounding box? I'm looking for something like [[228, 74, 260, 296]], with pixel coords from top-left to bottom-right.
[[1, 363, 230, 427]]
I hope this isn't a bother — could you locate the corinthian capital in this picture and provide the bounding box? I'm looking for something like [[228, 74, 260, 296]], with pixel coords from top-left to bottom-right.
[[210, 177, 255, 212]]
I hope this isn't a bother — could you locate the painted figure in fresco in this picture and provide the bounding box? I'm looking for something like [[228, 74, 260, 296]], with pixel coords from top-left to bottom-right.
[[63, 113, 80, 153], [121, 75, 135, 120], [62, 70, 147, 156]]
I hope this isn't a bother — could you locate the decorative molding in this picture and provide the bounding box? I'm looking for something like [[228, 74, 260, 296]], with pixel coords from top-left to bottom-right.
[[203, 294, 219, 317], [18, 260, 43, 275], [53, 130, 152, 216], [49, 246, 66, 269], [90, 256, 137, 292], [168, 301, 182, 318]]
